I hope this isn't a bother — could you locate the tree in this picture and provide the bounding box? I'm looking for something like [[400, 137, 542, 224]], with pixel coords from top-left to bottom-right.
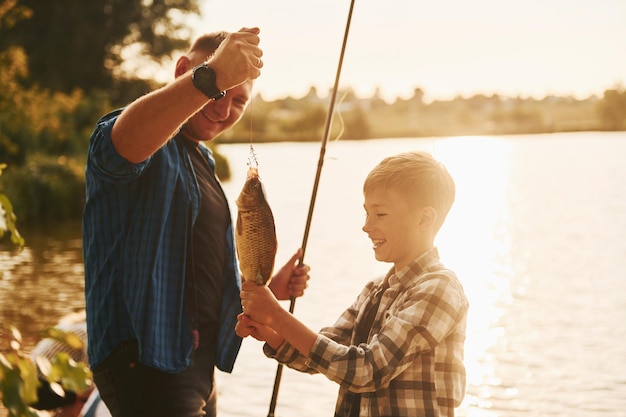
[[598, 86, 626, 130], [0, 0, 106, 224], [2, 0, 200, 93]]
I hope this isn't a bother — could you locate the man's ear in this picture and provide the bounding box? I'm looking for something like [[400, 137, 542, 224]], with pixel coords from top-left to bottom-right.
[[419, 206, 437, 228], [175, 56, 191, 78]]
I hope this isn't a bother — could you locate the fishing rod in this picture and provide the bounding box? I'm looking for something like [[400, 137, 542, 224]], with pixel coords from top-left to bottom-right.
[[266, 0, 356, 415]]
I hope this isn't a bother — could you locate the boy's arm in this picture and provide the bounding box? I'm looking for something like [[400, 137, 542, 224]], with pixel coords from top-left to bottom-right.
[[267, 248, 310, 300], [240, 281, 318, 356], [236, 313, 323, 375]]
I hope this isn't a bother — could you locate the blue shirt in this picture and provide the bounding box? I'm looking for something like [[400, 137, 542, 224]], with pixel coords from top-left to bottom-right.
[[83, 109, 242, 373]]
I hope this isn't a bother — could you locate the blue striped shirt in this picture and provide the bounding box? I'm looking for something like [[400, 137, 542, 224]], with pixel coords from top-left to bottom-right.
[[83, 109, 242, 373]]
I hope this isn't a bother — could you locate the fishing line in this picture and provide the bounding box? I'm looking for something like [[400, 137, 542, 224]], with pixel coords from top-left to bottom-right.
[[266, 0, 356, 415], [331, 89, 350, 143], [248, 91, 259, 168]]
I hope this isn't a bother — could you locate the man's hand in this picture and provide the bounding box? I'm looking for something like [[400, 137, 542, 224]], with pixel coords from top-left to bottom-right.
[[208, 27, 263, 92]]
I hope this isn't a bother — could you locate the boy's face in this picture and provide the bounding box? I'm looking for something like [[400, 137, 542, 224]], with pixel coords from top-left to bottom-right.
[[362, 185, 431, 271]]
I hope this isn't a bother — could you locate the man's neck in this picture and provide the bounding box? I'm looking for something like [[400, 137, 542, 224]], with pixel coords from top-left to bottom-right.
[[181, 124, 203, 144]]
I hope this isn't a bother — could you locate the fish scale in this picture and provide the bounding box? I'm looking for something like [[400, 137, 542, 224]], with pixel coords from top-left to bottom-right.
[[235, 167, 277, 285]]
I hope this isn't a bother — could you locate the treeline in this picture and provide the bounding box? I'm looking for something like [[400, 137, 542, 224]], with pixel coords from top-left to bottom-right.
[[1, 0, 625, 228], [219, 85, 626, 143], [0, 0, 197, 227]]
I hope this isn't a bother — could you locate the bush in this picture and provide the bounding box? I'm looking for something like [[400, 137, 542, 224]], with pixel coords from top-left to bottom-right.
[[0, 155, 85, 224], [0, 163, 24, 249], [0, 326, 92, 417]]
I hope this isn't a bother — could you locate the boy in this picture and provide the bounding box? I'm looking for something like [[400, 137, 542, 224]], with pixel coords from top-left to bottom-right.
[[237, 151, 469, 417]]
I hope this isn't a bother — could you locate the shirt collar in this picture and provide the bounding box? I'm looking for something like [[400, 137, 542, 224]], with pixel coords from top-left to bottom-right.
[[386, 247, 441, 289]]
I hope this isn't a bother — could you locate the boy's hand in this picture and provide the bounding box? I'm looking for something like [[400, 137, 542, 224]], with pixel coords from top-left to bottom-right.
[[236, 313, 284, 350], [268, 248, 310, 300], [240, 280, 279, 324]]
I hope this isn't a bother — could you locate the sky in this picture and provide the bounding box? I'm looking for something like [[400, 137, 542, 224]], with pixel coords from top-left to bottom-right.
[[181, 0, 626, 102]]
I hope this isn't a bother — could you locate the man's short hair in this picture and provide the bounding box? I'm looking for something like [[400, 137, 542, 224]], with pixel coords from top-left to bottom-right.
[[188, 31, 229, 57]]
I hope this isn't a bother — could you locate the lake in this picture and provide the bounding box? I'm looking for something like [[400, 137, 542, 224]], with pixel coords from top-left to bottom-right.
[[1, 132, 625, 416]]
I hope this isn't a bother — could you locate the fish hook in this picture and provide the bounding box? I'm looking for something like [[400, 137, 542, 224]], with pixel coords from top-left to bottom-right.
[[247, 144, 259, 169]]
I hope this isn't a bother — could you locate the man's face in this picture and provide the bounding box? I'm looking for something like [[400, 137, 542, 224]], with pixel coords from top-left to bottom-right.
[[182, 49, 252, 141], [188, 80, 252, 141]]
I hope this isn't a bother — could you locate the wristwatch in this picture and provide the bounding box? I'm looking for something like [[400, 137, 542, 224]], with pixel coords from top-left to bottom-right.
[[192, 63, 226, 100]]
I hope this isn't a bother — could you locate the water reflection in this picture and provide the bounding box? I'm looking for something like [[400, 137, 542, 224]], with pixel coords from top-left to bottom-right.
[[2, 134, 626, 416], [0, 220, 84, 347], [434, 137, 519, 415]]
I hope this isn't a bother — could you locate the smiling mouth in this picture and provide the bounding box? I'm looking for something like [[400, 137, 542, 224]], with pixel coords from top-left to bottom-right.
[[372, 239, 385, 249], [201, 109, 219, 123]]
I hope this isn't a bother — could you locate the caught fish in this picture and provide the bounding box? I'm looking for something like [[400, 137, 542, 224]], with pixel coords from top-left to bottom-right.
[[235, 166, 278, 285]]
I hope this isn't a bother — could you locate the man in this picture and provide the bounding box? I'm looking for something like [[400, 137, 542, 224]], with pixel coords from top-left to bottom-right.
[[83, 27, 310, 417]]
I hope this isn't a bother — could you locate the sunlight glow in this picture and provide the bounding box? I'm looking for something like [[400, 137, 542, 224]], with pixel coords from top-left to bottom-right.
[[434, 137, 516, 415], [193, 0, 626, 101]]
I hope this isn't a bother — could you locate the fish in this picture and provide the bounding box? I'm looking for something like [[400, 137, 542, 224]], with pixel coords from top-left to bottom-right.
[[235, 166, 278, 285]]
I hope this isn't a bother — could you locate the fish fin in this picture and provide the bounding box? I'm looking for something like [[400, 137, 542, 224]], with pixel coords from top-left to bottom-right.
[[236, 213, 243, 236], [255, 271, 265, 286]]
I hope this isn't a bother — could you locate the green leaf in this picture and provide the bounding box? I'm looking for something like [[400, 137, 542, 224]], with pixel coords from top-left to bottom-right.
[[16, 357, 39, 405], [1, 351, 14, 369], [1, 323, 93, 416], [1, 365, 24, 413], [47, 352, 92, 394], [40, 328, 83, 350], [9, 327, 22, 344], [0, 356, 42, 417], [9, 340, 21, 352], [48, 381, 64, 398], [0, 194, 25, 249], [33, 356, 50, 378]]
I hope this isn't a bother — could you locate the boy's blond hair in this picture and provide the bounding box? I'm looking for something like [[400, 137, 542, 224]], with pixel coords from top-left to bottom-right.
[[363, 151, 456, 232]]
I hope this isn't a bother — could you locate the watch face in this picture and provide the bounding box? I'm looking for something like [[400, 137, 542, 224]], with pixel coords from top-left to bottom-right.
[[193, 64, 223, 100]]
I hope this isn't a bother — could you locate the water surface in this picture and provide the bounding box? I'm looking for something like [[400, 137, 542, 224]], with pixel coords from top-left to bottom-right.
[[2, 132, 625, 416]]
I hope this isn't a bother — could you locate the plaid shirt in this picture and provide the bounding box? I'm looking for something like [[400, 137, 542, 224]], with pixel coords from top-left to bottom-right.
[[83, 109, 242, 373], [266, 247, 468, 417]]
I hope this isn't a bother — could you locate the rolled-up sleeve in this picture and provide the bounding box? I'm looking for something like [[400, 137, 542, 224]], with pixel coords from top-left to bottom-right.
[[88, 110, 149, 183]]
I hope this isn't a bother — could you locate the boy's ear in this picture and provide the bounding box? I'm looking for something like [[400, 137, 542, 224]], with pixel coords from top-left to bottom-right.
[[418, 206, 437, 228]]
